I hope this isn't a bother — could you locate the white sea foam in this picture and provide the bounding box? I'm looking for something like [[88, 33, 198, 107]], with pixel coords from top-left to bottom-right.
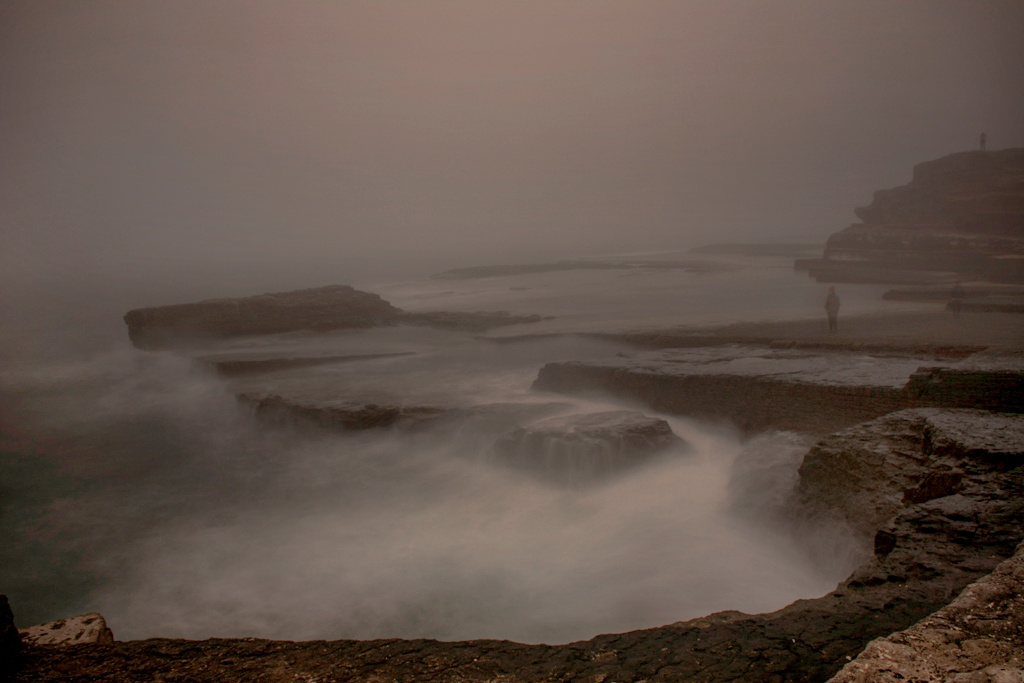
[[0, 261, 888, 642]]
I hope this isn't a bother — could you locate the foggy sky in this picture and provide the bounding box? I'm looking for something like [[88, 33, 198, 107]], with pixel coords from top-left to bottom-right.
[[2, 1, 1023, 292]]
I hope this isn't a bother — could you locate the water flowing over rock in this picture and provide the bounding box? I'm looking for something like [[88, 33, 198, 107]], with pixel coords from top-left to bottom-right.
[[797, 148, 1024, 284], [18, 408, 1024, 681], [533, 346, 1024, 435], [493, 410, 685, 483], [238, 392, 449, 432]]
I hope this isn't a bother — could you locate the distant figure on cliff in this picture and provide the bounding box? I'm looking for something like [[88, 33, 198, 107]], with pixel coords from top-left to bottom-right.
[[825, 286, 840, 334], [980, 132, 987, 151], [949, 281, 965, 318]]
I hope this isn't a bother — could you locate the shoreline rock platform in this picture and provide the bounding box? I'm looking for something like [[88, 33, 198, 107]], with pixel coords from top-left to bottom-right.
[[13, 287, 1023, 680]]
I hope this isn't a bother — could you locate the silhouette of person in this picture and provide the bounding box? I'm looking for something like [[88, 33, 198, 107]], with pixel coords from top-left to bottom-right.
[[825, 286, 840, 334], [980, 132, 987, 151], [950, 281, 964, 318]]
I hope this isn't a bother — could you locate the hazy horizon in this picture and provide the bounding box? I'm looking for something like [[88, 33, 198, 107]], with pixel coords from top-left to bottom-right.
[[3, 1, 1024, 298]]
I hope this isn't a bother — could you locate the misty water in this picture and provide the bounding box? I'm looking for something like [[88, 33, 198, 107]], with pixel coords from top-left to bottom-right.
[[0, 255, 920, 644]]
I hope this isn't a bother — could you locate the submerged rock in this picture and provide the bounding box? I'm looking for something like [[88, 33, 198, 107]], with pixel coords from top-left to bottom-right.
[[124, 285, 402, 349], [494, 410, 684, 482]]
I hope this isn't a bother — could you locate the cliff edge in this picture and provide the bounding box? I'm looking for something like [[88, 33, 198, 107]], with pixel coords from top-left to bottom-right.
[[800, 148, 1024, 284]]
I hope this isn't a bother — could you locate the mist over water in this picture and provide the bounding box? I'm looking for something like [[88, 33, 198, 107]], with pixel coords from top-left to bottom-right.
[[0, 263, 892, 643]]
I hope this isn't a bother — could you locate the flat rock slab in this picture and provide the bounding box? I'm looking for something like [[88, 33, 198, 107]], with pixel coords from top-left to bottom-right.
[[124, 285, 401, 349], [534, 346, 1024, 434], [19, 613, 113, 646], [494, 410, 685, 482]]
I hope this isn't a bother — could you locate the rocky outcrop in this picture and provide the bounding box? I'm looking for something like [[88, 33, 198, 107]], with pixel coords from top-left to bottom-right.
[[827, 540, 1024, 682], [493, 410, 685, 483], [0, 596, 20, 682], [16, 409, 1024, 682], [124, 285, 402, 349], [533, 347, 1024, 434], [124, 286, 554, 349], [18, 614, 113, 647], [798, 148, 1024, 284]]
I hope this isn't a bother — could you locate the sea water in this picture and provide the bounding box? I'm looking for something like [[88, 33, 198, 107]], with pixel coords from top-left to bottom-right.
[[0, 254, 918, 643]]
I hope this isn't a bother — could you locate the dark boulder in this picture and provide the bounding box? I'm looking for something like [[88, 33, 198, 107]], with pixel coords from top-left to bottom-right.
[[0, 595, 21, 682], [123, 285, 402, 349]]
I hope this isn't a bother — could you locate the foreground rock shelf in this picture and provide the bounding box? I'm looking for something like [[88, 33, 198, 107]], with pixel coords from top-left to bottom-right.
[[12, 409, 1023, 682]]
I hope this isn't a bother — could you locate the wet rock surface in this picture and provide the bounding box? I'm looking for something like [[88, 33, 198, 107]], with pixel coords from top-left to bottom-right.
[[534, 346, 1024, 434], [17, 409, 1024, 682], [238, 392, 450, 432], [493, 410, 685, 483], [827, 540, 1024, 682]]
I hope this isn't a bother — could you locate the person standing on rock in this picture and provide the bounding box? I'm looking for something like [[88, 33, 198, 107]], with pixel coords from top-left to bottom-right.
[[980, 132, 987, 151], [825, 286, 840, 334]]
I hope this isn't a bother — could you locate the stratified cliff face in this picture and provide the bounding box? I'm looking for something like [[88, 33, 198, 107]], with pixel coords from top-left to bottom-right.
[[808, 149, 1024, 283]]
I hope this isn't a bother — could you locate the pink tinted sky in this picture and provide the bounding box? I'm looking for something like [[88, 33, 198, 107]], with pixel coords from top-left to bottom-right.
[[2, 1, 1023, 289]]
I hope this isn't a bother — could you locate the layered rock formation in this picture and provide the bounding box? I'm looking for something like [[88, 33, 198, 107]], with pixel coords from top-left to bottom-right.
[[124, 285, 402, 349], [16, 409, 1024, 682], [799, 148, 1024, 283], [533, 346, 1024, 435], [123, 286, 548, 349]]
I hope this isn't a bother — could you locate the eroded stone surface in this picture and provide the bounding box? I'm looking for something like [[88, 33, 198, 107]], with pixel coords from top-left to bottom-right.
[[493, 410, 685, 482], [533, 346, 1024, 434], [827, 540, 1024, 682], [805, 148, 1024, 284], [19, 613, 113, 646]]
